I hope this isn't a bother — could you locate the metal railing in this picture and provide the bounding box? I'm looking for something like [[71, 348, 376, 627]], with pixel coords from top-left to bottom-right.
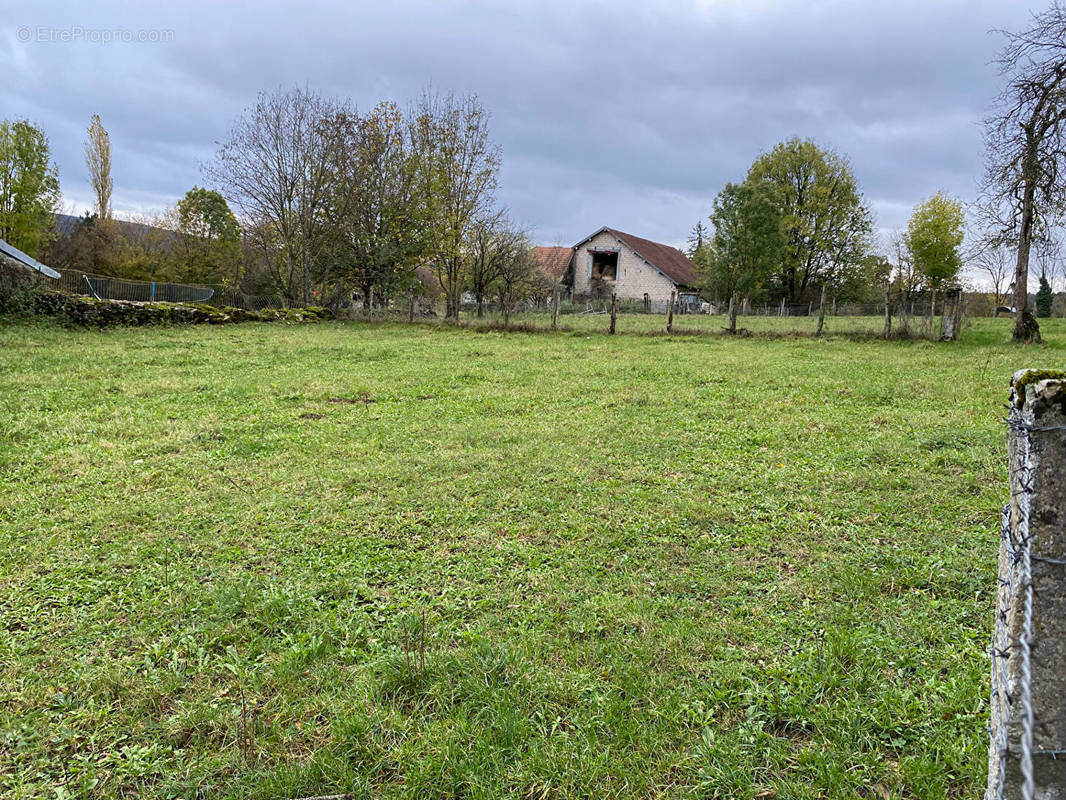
[[54, 269, 288, 310]]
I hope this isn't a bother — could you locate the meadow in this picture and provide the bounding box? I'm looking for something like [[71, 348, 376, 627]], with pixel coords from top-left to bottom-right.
[[1, 316, 1062, 799]]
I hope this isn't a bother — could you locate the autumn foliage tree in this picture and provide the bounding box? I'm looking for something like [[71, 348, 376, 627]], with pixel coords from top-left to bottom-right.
[[409, 91, 500, 320], [325, 101, 426, 308], [84, 114, 113, 222]]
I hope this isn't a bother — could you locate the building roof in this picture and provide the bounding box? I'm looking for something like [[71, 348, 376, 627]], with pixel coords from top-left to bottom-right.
[[573, 227, 699, 288], [0, 238, 60, 279], [531, 245, 574, 281]]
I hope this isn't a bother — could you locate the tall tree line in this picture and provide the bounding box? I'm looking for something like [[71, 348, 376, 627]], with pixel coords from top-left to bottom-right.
[[204, 86, 526, 314]]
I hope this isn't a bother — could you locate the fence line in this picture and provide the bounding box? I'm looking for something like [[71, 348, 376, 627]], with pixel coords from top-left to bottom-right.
[[986, 371, 1066, 800], [53, 269, 288, 310]]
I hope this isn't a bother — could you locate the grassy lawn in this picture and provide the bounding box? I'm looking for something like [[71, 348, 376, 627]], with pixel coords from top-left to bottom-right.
[[1, 317, 1061, 799]]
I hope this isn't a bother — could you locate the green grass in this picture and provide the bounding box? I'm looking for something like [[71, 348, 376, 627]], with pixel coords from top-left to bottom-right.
[[0, 317, 1061, 799]]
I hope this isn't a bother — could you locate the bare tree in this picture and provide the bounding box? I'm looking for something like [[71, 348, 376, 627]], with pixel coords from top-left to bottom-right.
[[494, 232, 543, 326], [409, 91, 500, 320], [465, 210, 527, 317], [982, 3, 1066, 341], [84, 114, 113, 221], [205, 87, 340, 305], [974, 242, 1013, 309]]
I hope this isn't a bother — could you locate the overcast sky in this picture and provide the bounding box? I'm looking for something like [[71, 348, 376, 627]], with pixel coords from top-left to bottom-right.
[[0, 0, 1039, 252]]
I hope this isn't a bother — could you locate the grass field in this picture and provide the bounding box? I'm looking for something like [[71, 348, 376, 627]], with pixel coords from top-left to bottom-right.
[[1, 316, 1062, 799]]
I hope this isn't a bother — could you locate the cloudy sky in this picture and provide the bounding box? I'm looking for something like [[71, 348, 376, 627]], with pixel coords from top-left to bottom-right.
[[0, 0, 1038, 252]]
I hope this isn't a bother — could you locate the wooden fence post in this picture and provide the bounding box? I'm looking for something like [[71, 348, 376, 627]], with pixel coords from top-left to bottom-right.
[[667, 290, 675, 333], [609, 292, 617, 335], [552, 283, 561, 331], [987, 370, 1066, 799]]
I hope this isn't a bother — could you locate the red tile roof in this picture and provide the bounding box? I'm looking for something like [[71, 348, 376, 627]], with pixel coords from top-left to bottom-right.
[[532, 245, 574, 280], [604, 228, 699, 287]]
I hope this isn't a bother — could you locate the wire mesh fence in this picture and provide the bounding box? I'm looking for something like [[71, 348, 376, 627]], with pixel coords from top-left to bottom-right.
[[986, 374, 1066, 800], [988, 417, 1036, 800], [54, 269, 288, 310]]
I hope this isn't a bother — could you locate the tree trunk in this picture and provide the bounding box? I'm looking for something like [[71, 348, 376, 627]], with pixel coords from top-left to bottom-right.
[[728, 292, 738, 333], [816, 282, 828, 337], [941, 291, 954, 341], [1014, 172, 1040, 342], [551, 283, 560, 330], [666, 290, 675, 333], [883, 287, 892, 337], [408, 288, 415, 323], [476, 293, 484, 318], [446, 277, 460, 321], [779, 297, 786, 317], [302, 252, 312, 306]]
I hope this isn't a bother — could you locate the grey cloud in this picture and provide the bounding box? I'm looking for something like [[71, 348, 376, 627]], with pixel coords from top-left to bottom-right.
[[0, 0, 1035, 248]]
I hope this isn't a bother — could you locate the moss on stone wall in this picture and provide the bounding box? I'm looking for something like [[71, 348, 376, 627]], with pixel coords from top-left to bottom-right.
[[19, 292, 333, 327]]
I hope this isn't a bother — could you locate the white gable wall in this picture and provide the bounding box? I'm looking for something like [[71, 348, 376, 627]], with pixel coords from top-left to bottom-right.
[[572, 230, 677, 303]]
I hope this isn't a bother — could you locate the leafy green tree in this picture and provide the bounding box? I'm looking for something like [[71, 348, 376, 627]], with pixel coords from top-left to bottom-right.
[[326, 101, 427, 308], [410, 91, 500, 320], [176, 186, 241, 284], [746, 137, 871, 303], [1036, 273, 1054, 317], [905, 192, 964, 324], [704, 179, 785, 333], [0, 119, 60, 258]]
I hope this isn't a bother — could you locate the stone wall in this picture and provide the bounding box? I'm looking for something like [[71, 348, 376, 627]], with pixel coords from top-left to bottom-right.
[[572, 230, 678, 304]]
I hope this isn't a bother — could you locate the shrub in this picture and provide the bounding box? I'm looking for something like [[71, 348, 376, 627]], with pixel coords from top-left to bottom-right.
[[6, 291, 335, 327]]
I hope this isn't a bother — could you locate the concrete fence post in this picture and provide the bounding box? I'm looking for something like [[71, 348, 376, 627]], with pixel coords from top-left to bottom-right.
[[987, 370, 1066, 800]]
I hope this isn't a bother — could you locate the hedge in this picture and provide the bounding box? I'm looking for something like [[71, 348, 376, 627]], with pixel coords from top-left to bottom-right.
[[17, 292, 333, 327]]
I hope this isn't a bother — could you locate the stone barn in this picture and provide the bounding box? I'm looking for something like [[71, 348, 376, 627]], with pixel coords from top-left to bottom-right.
[[535, 228, 700, 309]]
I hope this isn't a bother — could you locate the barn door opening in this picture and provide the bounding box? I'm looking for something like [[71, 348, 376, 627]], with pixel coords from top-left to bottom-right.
[[589, 250, 618, 281]]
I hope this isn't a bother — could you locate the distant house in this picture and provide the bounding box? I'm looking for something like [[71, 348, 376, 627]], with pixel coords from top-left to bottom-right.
[[533, 228, 701, 309]]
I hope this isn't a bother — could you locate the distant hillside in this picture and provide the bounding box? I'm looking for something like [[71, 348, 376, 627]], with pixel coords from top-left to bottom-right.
[[54, 213, 166, 241]]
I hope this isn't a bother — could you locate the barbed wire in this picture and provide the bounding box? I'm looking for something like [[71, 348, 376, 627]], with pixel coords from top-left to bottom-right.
[[988, 410, 1038, 800]]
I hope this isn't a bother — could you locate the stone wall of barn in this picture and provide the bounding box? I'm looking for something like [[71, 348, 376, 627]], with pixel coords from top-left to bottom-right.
[[572, 230, 677, 304]]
